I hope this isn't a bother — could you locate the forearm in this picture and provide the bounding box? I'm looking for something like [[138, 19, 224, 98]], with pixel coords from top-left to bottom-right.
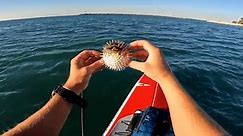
[[2, 50, 102, 136], [3, 95, 72, 136], [158, 72, 228, 136]]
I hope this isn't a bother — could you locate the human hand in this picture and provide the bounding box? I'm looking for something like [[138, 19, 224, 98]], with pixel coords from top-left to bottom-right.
[[129, 40, 170, 82], [64, 50, 104, 95]]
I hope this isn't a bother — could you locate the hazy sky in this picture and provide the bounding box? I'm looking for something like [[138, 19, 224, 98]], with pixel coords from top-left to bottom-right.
[[0, 0, 242, 22]]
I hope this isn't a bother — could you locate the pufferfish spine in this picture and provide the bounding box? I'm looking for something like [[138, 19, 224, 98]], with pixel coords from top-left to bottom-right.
[[102, 40, 130, 71]]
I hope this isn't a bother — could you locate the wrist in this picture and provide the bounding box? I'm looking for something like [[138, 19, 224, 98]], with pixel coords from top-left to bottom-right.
[[156, 70, 172, 82], [52, 85, 88, 108], [63, 81, 84, 95], [157, 71, 174, 84]]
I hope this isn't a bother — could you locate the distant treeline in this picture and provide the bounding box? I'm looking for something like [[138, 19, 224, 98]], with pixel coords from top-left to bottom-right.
[[232, 18, 243, 24]]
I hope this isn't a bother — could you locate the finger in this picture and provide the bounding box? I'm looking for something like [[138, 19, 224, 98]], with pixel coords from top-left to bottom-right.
[[129, 50, 148, 61], [128, 60, 145, 72], [87, 59, 105, 73], [95, 62, 106, 73], [130, 40, 157, 53], [127, 45, 144, 51], [85, 56, 100, 66], [74, 50, 101, 62]]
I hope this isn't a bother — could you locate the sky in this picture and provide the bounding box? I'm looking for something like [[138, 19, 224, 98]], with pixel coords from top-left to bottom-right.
[[0, 0, 242, 22]]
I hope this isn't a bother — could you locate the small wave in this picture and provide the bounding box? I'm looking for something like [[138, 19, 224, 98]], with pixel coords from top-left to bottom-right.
[[0, 91, 20, 97]]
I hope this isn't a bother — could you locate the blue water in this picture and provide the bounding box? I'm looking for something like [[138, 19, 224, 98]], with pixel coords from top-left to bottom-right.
[[0, 14, 242, 136]]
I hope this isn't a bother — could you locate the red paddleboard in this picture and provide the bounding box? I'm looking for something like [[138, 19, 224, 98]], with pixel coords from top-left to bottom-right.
[[103, 74, 169, 136]]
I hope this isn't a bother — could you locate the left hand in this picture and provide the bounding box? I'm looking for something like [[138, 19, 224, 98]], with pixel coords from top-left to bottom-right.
[[64, 50, 104, 95]]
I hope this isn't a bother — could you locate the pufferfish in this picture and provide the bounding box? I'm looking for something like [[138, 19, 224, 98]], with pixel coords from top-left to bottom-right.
[[101, 40, 130, 71]]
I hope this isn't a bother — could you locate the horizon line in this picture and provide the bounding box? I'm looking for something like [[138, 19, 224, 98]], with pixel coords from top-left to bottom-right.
[[0, 12, 208, 22], [0, 12, 241, 27]]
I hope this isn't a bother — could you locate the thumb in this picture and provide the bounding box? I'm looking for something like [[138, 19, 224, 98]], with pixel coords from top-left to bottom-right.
[[128, 61, 145, 72], [87, 59, 104, 73]]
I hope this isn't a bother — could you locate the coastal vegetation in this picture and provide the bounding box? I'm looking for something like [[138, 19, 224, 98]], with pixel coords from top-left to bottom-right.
[[232, 18, 243, 25]]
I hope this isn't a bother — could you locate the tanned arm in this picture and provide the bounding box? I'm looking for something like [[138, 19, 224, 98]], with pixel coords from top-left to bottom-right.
[[129, 40, 229, 136], [3, 50, 103, 136]]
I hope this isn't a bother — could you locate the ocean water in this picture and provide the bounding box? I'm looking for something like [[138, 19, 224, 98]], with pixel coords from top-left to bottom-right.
[[0, 14, 243, 136]]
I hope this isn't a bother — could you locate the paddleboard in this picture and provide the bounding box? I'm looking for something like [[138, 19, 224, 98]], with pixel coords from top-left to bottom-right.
[[103, 74, 170, 136]]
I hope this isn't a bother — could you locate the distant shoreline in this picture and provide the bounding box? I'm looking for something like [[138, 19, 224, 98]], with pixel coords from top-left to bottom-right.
[[0, 13, 174, 22], [0, 13, 242, 27], [207, 20, 243, 27]]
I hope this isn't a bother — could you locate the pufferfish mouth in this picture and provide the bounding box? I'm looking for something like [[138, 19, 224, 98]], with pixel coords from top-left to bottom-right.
[[102, 40, 130, 71]]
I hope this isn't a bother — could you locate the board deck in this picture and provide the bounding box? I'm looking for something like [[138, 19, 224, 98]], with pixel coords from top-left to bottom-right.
[[103, 74, 169, 136]]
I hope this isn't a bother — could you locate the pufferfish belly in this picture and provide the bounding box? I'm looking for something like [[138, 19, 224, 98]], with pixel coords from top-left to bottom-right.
[[102, 40, 130, 71]]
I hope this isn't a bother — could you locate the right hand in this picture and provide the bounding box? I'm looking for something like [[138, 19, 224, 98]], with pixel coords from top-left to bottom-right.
[[129, 40, 170, 82]]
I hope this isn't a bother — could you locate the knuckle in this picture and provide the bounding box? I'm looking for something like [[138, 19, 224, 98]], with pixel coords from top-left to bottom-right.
[[136, 39, 148, 44], [141, 40, 149, 44], [70, 58, 76, 64], [82, 50, 88, 53], [153, 47, 160, 53], [82, 50, 91, 54]]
